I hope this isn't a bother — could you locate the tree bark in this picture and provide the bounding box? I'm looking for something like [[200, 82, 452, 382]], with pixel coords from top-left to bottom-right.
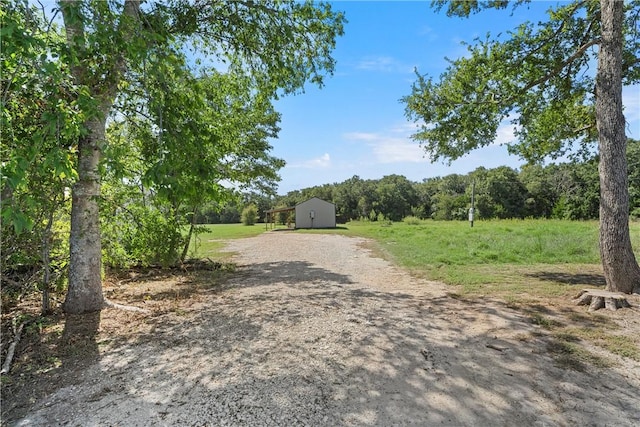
[[41, 204, 55, 314], [64, 115, 106, 314], [180, 207, 198, 264], [596, 0, 640, 294], [60, 0, 142, 314]]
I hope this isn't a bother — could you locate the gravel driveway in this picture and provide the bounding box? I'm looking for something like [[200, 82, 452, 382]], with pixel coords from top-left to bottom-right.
[[11, 232, 640, 426]]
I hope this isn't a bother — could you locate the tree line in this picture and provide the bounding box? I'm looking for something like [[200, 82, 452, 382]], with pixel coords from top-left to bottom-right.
[[215, 139, 638, 225]]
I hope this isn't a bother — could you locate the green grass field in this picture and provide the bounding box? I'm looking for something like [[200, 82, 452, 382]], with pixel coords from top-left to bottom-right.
[[336, 219, 639, 302], [188, 223, 267, 260], [191, 219, 640, 303]]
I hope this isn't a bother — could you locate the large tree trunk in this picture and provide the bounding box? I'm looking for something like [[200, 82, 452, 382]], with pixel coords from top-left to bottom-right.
[[596, 0, 640, 294], [64, 115, 106, 313], [60, 0, 142, 314]]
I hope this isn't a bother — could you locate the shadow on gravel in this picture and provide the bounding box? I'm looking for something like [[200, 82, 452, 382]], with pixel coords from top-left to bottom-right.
[[2, 312, 102, 425], [228, 261, 356, 288], [5, 257, 640, 426], [61, 312, 101, 367], [94, 283, 639, 425]]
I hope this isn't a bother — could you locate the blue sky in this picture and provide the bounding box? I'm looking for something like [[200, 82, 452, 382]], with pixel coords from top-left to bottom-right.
[[269, 1, 640, 194]]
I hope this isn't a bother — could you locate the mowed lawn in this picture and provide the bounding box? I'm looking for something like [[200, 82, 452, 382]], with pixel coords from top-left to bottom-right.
[[193, 219, 640, 304]]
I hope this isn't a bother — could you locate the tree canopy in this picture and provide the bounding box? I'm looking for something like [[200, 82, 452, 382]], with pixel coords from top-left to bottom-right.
[[1, 0, 346, 313], [404, 0, 638, 163], [265, 142, 637, 225]]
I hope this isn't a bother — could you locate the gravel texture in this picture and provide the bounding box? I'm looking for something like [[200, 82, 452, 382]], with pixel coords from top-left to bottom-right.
[[10, 232, 640, 426]]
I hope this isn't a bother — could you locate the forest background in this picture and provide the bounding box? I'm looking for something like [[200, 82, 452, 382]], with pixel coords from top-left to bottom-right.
[[203, 138, 640, 225]]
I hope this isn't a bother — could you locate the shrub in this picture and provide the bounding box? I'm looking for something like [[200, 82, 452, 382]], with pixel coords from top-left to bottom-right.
[[377, 212, 392, 226], [102, 205, 185, 268], [403, 215, 421, 225], [241, 204, 258, 226]]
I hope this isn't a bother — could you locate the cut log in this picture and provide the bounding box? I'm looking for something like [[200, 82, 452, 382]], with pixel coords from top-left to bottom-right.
[[103, 299, 151, 314], [574, 289, 631, 311], [1, 321, 25, 375], [576, 291, 593, 306]]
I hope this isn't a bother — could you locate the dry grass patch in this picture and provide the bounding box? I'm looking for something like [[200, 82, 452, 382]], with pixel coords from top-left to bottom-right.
[[546, 339, 614, 371]]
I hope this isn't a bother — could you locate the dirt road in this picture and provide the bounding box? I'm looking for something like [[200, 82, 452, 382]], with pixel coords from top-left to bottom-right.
[[6, 232, 640, 426]]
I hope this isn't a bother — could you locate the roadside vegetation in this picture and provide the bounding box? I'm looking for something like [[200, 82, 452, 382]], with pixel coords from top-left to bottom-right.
[[189, 224, 267, 260], [339, 219, 607, 298], [205, 138, 640, 226]]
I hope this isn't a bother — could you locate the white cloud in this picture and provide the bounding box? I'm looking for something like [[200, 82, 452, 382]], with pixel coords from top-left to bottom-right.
[[343, 116, 521, 165], [343, 129, 427, 164], [493, 122, 518, 147], [372, 138, 427, 163], [290, 153, 331, 169], [342, 131, 378, 142], [418, 25, 438, 42], [356, 56, 413, 73], [389, 122, 421, 134]]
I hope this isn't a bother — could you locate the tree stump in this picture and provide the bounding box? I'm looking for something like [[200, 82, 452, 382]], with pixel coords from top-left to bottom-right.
[[574, 289, 631, 311]]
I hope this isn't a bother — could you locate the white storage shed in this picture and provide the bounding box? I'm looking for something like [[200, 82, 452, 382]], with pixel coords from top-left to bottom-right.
[[295, 197, 336, 229]]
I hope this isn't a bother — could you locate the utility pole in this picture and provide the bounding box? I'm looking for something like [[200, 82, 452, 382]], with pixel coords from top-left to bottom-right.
[[469, 180, 475, 228]]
